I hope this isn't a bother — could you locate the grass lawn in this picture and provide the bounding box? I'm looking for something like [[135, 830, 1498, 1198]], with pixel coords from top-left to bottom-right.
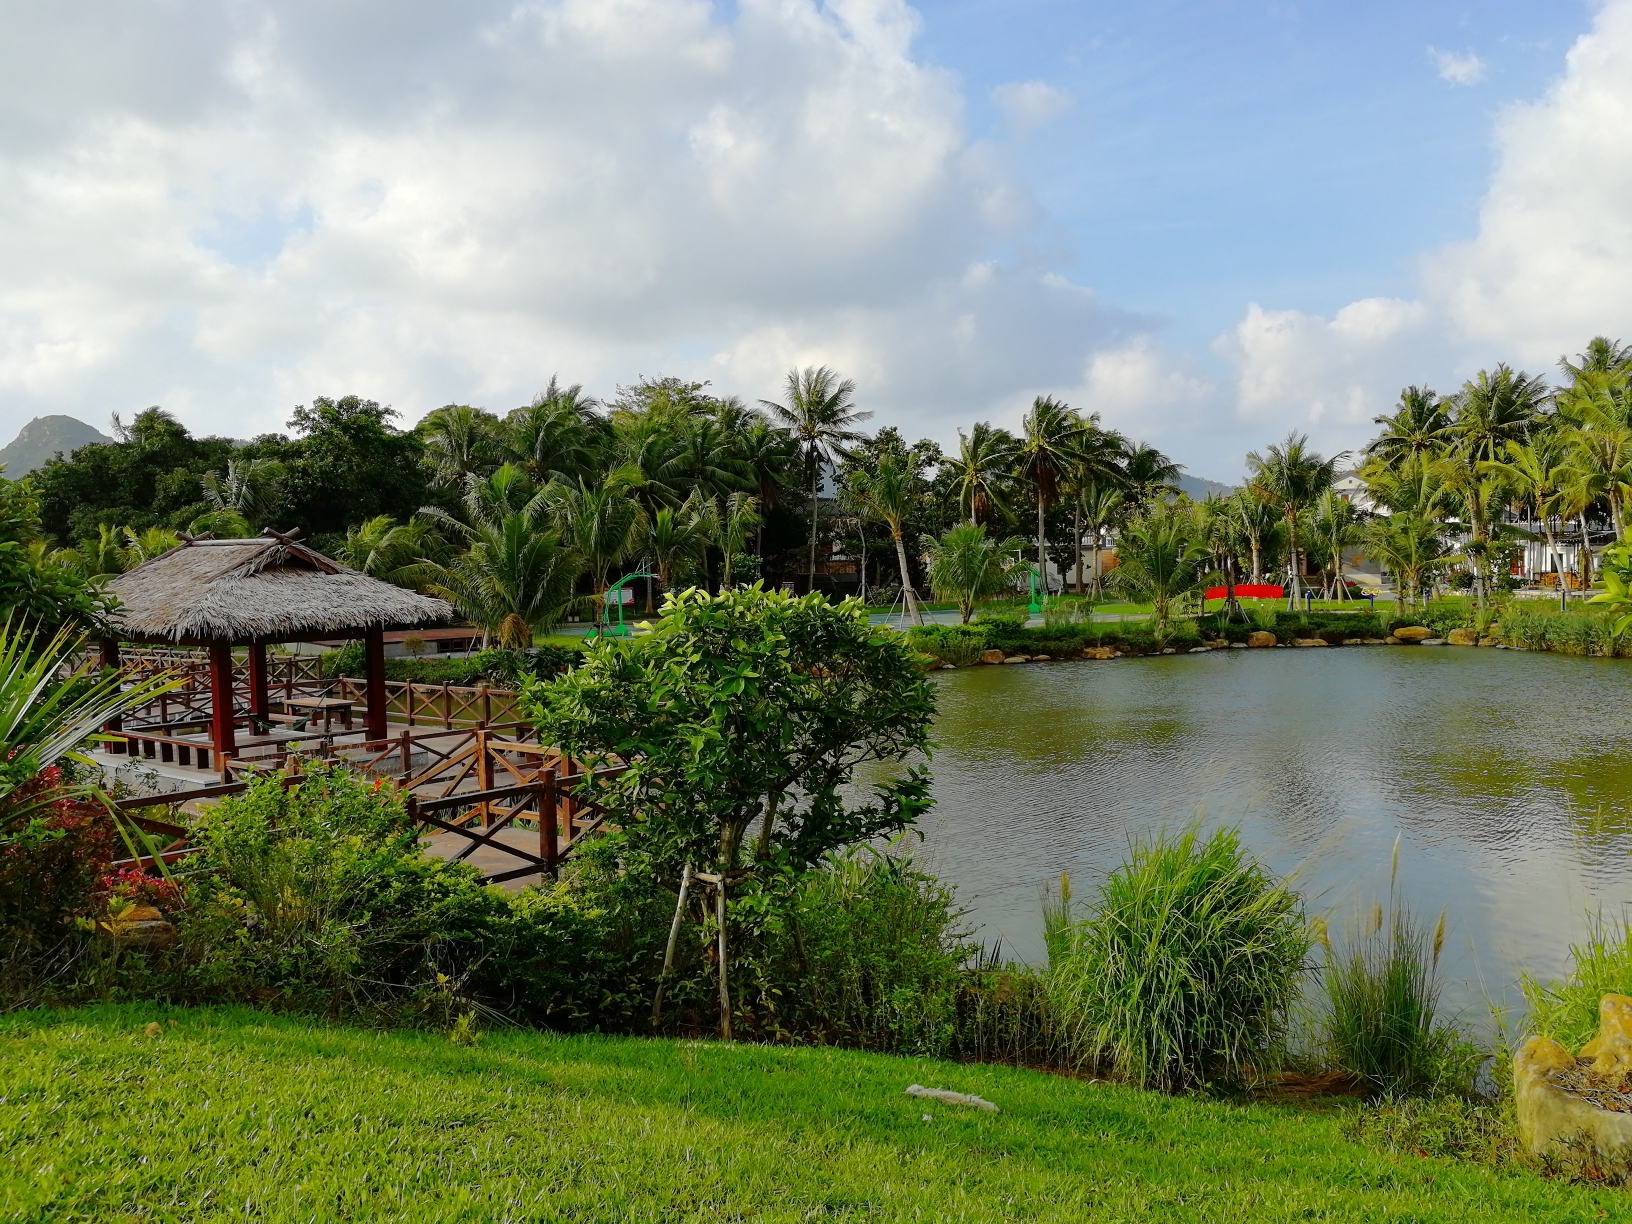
[[1, 1006, 1622, 1222]]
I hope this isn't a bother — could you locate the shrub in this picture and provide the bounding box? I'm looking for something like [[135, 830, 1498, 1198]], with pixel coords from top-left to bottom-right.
[[323, 644, 581, 686], [906, 624, 989, 666], [1048, 826, 1310, 1090], [1320, 904, 1479, 1097], [0, 771, 113, 937]]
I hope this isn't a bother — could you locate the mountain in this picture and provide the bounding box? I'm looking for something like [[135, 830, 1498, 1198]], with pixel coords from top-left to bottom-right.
[[0, 415, 112, 475], [1176, 473, 1235, 501]]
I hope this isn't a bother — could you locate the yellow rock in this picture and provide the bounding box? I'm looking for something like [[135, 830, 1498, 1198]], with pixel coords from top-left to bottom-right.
[[1081, 647, 1117, 660], [979, 649, 1004, 664], [1445, 628, 1480, 646], [1393, 625, 1433, 642], [1580, 993, 1632, 1077], [1246, 631, 1277, 648], [1293, 638, 1328, 647]]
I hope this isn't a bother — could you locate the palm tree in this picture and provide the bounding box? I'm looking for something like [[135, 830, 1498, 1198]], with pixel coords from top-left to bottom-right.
[[424, 511, 580, 648], [761, 366, 871, 593], [337, 515, 439, 589], [674, 414, 751, 503], [1245, 431, 1344, 607], [1365, 387, 1452, 470], [643, 494, 714, 609], [1078, 481, 1125, 598], [1119, 439, 1183, 516], [1560, 336, 1632, 382], [122, 527, 180, 564], [947, 422, 1019, 526], [1228, 486, 1279, 584], [924, 523, 1025, 623], [1310, 490, 1363, 600], [1482, 436, 1572, 587], [1449, 365, 1548, 604], [504, 378, 602, 486], [1016, 396, 1085, 593], [420, 405, 503, 489], [715, 491, 762, 590], [848, 457, 925, 624], [1067, 429, 1131, 592], [544, 478, 646, 623], [1110, 504, 1212, 637], [733, 415, 797, 556], [1361, 511, 1453, 614], [201, 457, 283, 528]]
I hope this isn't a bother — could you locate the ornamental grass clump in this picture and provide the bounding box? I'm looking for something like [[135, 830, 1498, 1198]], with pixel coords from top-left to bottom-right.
[[1048, 826, 1309, 1090], [1520, 917, 1632, 1053], [1319, 905, 1478, 1098]]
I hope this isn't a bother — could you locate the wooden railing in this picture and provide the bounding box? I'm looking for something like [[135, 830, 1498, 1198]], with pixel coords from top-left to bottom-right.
[[110, 730, 623, 885]]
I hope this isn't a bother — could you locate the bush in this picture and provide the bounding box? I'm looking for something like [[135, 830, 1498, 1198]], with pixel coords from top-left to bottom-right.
[[0, 768, 113, 938], [906, 624, 989, 666], [1320, 905, 1479, 1097], [323, 644, 581, 686], [1520, 917, 1632, 1053], [1048, 826, 1310, 1090]]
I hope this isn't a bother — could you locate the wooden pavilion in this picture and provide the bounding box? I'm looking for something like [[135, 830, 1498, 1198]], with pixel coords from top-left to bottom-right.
[[103, 529, 453, 762]]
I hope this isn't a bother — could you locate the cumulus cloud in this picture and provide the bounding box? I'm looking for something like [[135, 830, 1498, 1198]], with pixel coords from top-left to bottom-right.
[[992, 80, 1072, 132], [0, 0, 1127, 442], [1215, 0, 1632, 461], [1430, 47, 1487, 86]]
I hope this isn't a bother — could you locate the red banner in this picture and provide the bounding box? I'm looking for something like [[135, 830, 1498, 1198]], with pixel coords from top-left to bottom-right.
[[1203, 584, 1283, 600]]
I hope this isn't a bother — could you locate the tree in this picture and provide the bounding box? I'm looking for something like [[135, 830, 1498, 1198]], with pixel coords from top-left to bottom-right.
[[1448, 365, 1548, 606], [201, 457, 283, 529], [545, 478, 645, 623], [524, 586, 936, 1038], [1118, 440, 1183, 516], [924, 523, 1025, 623], [1481, 436, 1572, 584], [1078, 482, 1125, 598], [1365, 387, 1453, 471], [643, 494, 713, 610], [1245, 432, 1343, 607], [422, 506, 580, 649], [947, 422, 1018, 526], [1361, 511, 1453, 613], [761, 367, 872, 593], [279, 396, 429, 540], [1227, 486, 1279, 585], [1310, 490, 1363, 599], [337, 515, 440, 589], [504, 378, 603, 487], [714, 492, 762, 590], [419, 405, 504, 490], [1016, 396, 1086, 594], [1109, 504, 1212, 636], [847, 457, 926, 625]]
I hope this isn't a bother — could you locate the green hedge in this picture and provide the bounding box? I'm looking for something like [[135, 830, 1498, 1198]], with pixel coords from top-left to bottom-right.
[[319, 643, 582, 686]]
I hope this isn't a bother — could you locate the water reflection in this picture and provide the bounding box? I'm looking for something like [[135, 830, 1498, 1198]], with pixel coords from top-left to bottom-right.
[[903, 648, 1632, 1022]]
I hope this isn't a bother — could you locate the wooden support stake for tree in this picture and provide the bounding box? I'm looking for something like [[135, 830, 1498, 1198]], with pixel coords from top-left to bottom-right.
[[652, 864, 693, 1027], [716, 874, 732, 1042]]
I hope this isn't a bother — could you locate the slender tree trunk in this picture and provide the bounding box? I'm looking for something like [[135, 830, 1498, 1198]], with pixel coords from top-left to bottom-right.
[[1036, 491, 1047, 599], [1286, 518, 1301, 609], [1250, 535, 1263, 584], [1073, 501, 1085, 596], [716, 877, 732, 1041], [1090, 526, 1103, 600], [807, 453, 819, 595], [892, 528, 923, 625], [857, 522, 868, 603], [1580, 513, 1593, 589]]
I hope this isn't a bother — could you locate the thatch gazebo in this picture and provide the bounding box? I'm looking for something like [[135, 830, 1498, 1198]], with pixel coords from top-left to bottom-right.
[[104, 530, 453, 759]]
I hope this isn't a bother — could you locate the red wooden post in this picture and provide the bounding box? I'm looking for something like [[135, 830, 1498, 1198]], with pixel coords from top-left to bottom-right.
[[364, 627, 388, 741], [208, 640, 237, 759], [99, 637, 124, 754], [248, 643, 270, 724]]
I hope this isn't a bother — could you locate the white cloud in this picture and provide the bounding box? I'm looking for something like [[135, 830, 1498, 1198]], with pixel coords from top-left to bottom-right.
[[1430, 47, 1487, 86], [1215, 1, 1632, 462], [0, 0, 1127, 444], [992, 80, 1072, 132]]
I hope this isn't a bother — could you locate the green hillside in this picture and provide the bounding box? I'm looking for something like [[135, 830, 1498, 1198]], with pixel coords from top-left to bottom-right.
[[0, 1005, 1617, 1222], [0, 414, 110, 476]]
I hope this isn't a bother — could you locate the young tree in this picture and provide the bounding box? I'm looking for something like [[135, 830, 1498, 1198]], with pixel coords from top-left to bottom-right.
[[847, 457, 926, 624], [924, 523, 1025, 623], [947, 422, 1018, 526], [525, 586, 935, 1036], [761, 367, 872, 593], [1246, 432, 1344, 607], [1016, 396, 1086, 593], [544, 477, 645, 623], [1109, 504, 1212, 636]]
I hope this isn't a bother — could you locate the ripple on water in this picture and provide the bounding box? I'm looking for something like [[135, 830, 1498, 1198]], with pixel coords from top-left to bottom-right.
[[894, 647, 1632, 1021]]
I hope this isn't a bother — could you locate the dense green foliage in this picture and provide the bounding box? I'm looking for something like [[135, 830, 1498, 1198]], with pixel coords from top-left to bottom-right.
[[321, 642, 582, 685], [1521, 918, 1632, 1053]]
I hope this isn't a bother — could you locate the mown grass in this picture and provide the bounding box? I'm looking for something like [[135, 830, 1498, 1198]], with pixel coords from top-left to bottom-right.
[[1, 1005, 1625, 1222]]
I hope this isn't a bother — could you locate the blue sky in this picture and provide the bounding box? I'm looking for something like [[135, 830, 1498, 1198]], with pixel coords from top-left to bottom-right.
[[0, 0, 1627, 480]]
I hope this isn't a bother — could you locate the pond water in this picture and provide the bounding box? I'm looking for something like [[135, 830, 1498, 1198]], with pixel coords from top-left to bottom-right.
[[901, 647, 1632, 1024]]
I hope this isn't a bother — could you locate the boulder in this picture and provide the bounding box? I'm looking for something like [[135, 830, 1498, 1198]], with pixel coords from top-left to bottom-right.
[[1445, 628, 1479, 646], [101, 904, 176, 951], [979, 649, 1005, 665], [1081, 647, 1117, 660], [1188, 646, 1209, 653], [1514, 998, 1632, 1171], [1342, 637, 1366, 645], [1383, 635, 1403, 644], [1478, 636, 1501, 647], [1160, 647, 1177, 655], [1293, 638, 1328, 647], [1393, 625, 1433, 642], [1420, 638, 1447, 646], [1364, 638, 1389, 645], [1203, 640, 1230, 649], [1229, 643, 1248, 649], [1000, 655, 1030, 664], [1246, 631, 1277, 648], [1032, 654, 1051, 661]]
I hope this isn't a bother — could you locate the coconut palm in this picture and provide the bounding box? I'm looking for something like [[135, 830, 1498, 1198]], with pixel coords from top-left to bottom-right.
[[1119, 440, 1183, 516], [925, 523, 1026, 623], [760, 366, 872, 592], [1481, 435, 1573, 585], [544, 478, 646, 623], [1365, 387, 1453, 470], [201, 457, 283, 528], [504, 378, 602, 486], [947, 422, 1019, 526], [1078, 481, 1125, 598], [643, 493, 714, 609], [337, 515, 440, 589], [1017, 396, 1086, 592], [715, 491, 762, 590], [1310, 490, 1363, 600], [1560, 336, 1632, 382], [848, 457, 926, 624], [1110, 504, 1212, 636], [1245, 432, 1344, 606], [420, 404, 504, 490], [1361, 511, 1453, 614], [1227, 486, 1280, 584], [423, 510, 580, 648], [674, 414, 751, 503], [121, 527, 181, 564]]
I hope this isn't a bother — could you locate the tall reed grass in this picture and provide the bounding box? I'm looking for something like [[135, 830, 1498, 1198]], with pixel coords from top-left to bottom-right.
[[1047, 826, 1309, 1090], [1520, 916, 1632, 1052]]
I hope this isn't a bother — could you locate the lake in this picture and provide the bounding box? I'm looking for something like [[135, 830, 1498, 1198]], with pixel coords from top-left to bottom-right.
[[904, 646, 1632, 1023]]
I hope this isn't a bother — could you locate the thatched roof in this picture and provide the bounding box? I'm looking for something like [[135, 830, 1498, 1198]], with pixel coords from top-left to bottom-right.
[[107, 532, 453, 644]]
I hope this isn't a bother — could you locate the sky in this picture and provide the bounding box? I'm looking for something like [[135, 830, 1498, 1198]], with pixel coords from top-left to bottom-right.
[[0, 0, 1627, 481]]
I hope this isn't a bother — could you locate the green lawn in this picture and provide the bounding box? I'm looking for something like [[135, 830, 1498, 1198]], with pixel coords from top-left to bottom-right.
[[1, 1006, 1622, 1222]]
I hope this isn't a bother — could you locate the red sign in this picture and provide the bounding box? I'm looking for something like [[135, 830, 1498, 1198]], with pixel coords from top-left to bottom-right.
[[1203, 584, 1283, 600]]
